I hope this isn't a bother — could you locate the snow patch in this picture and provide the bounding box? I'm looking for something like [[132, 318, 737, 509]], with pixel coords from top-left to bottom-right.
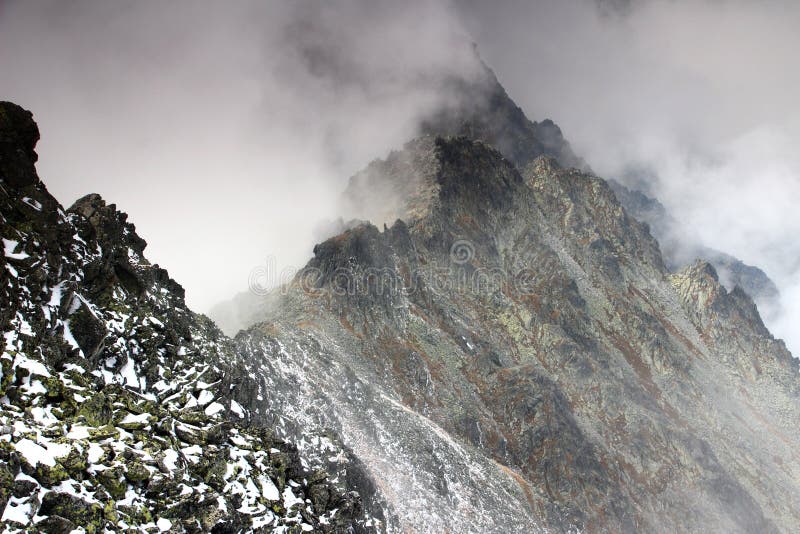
[[260, 475, 280, 501], [14, 438, 70, 467], [3, 238, 30, 260], [282, 486, 304, 510], [120, 412, 150, 425], [48, 282, 64, 307], [61, 320, 82, 354], [197, 389, 214, 406], [87, 442, 105, 464], [1, 496, 32, 524], [230, 400, 245, 418], [163, 449, 179, 472], [14, 353, 50, 378], [204, 402, 225, 416], [21, 197, 42, 211], [118, 358, 140, 388]]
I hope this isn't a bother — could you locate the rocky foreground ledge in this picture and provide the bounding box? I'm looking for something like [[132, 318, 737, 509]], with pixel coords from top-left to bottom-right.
[[0, 101, 378, 532]]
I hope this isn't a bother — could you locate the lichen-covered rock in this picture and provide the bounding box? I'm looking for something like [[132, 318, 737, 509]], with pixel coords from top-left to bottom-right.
[[38, 492, 103, 529]]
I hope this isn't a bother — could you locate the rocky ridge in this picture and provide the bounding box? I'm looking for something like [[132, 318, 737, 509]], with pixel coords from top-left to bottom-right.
[[0, 102, 377, 533], [608, 179, 781, 319]]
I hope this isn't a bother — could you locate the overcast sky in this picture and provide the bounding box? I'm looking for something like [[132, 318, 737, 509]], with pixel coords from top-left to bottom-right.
[[1, 0, 798, 351]]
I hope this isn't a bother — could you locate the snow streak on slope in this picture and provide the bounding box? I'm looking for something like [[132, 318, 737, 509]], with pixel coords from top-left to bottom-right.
[[233, 328, 546, 533]]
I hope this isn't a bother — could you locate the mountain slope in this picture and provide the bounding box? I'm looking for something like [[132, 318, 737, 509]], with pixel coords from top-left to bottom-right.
[[0, 102, 377, 533], [237, 137, 800, 532]]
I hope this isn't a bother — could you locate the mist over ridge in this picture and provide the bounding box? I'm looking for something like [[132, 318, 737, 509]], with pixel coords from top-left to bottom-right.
[[2, 0, 798, 353], [3, 2, 800, 531]]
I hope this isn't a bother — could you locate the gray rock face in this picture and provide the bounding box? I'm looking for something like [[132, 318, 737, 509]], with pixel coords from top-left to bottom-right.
[[235, 136, 800, 532]]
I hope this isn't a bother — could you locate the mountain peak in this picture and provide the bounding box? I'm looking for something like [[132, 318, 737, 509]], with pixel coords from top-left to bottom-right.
[[419, 59, 585, 170]]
